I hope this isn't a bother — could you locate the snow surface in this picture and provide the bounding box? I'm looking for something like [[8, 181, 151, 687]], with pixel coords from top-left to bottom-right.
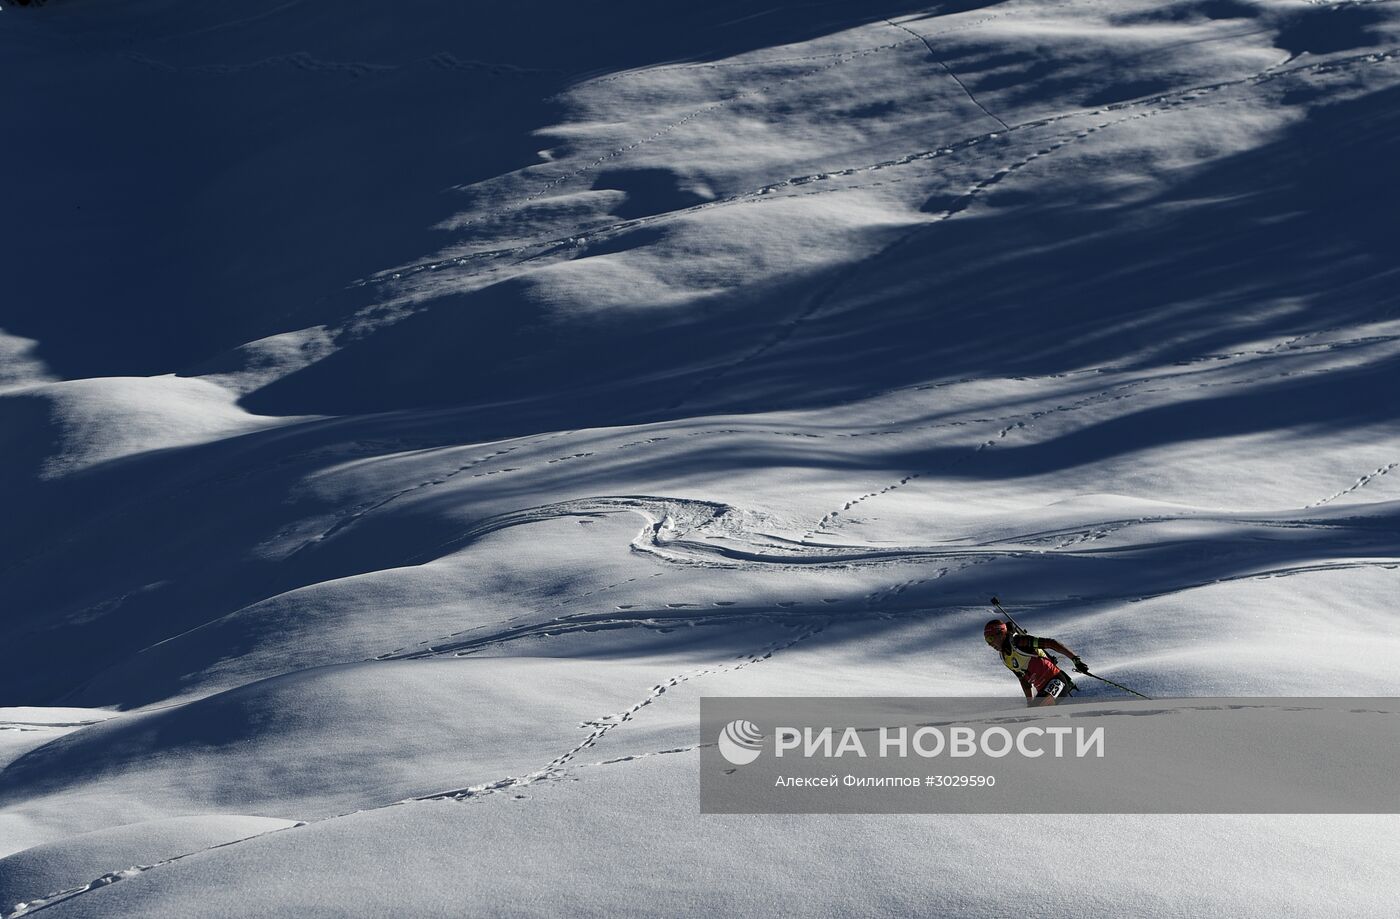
[[0, 814, 299, 909], [2, 0, 1399, 915]]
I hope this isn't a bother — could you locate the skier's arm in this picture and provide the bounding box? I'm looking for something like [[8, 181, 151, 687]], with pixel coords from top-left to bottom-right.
[[1017, 634, 1089, 673], [1017, 673, 1033, 701], [1039, 637, 1077, 658], [1041, 637, 1090, 673]]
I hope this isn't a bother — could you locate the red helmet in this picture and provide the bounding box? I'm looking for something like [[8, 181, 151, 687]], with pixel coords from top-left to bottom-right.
[[984, 619, 1008, 646]]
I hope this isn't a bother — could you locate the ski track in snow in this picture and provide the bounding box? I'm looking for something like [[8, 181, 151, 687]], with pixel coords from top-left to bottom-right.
[[581, 38, 925, 85], [284, 431, 568, 558], [12, 546, 1398, 917], [360, 45, 1400, 294], [435, 35, 922, 240], [663, 98, 1244, 410], [883, 18, 1010, 131], [2, 613, 828, 918], [0, 823, 306, 919], [340, 43, 1400, 350], [838, 333, 1400, 513], [685, 33, 1400, 391], [364, 476, 1397, 666], [175, 310, 1397, 668], [408, 618, 828, 803], [31, 320, 1393, 682]]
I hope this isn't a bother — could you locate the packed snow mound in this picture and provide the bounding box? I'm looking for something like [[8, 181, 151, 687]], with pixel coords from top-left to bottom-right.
[[0, 815, 297, 910], [0, 376, 298, 482]]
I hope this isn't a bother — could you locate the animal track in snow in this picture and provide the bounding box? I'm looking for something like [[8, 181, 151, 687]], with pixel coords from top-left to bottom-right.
[[545, 452, 595, 464], [361, 44, 1400, 298], [808, 474, 922, 537], [413, 619, 827, 803], [1307, 462, 1399, 508]]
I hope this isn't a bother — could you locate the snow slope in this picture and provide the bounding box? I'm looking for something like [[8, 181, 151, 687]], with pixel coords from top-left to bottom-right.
[[2, 0, 1398, 915]]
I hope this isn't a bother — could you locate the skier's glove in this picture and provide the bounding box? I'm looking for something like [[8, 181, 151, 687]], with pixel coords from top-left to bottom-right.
[[1072, 657, 1090, 674]]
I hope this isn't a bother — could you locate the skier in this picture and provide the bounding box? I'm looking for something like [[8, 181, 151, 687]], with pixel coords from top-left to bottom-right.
[[983, 619, 1089, 705]]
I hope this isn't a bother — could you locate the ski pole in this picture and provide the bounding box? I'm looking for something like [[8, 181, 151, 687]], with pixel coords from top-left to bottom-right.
[[1078, 670, 1153, 700]]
